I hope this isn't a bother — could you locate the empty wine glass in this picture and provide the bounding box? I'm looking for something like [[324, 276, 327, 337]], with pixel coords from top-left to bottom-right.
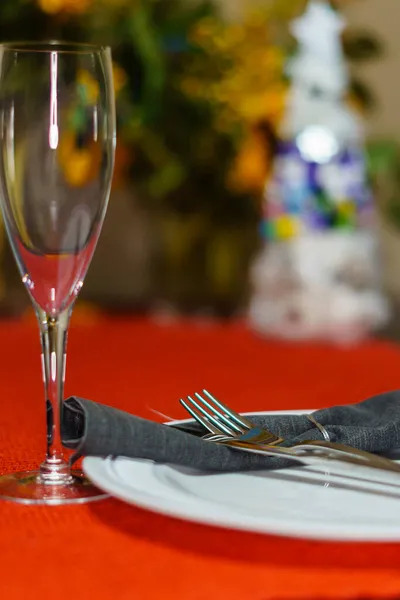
[[0, 41, 116, 504]]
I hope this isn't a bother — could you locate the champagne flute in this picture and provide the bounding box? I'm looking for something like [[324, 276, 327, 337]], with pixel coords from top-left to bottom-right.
[[0, 42, 116, 504]]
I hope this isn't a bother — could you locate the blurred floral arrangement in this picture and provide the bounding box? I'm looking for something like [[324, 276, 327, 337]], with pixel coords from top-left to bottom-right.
[[0, 0, 388, 314]]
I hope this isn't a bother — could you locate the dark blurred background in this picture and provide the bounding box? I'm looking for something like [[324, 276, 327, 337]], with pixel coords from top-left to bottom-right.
[[0, 0, 399, 325]]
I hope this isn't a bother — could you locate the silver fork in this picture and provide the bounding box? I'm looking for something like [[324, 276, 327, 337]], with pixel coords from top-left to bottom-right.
[[180, 390, 400, 475], [180, 390, 284, 445]]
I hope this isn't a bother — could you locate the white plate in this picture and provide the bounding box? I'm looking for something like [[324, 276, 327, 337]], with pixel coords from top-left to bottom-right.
[[83, 409, 400, 541]]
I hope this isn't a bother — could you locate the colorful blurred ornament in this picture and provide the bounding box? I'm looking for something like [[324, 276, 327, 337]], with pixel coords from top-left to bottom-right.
[[249, 0, 389, 344]]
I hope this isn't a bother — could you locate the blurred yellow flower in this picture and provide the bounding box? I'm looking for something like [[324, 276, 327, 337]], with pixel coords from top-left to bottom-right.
[[181, 9, 296, 197], [58, 132, 102, 187], [38, 0, 92, 14], [182, 12, 287, 132], [38, 0, 64, 13], [234, 86, 287, 124], [77, 69, 99, 104], [227, 127, 271, 195], [113, 63, 128, 96]]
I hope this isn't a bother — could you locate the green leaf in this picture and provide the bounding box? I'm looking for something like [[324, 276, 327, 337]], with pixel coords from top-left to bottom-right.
[[127, 3, 166, 123]]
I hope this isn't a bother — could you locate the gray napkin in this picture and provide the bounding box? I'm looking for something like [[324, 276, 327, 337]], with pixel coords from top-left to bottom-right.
[[60, 391, 400, 471]]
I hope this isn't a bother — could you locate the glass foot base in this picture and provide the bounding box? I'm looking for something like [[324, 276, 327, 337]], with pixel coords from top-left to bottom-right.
[[0, 470, 109, 505]]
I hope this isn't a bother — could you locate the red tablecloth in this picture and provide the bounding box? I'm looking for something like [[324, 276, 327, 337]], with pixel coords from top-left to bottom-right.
[[2, 315, 400, 599]]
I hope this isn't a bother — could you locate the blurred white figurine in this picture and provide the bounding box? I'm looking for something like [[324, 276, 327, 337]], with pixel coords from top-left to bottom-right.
[[248, 0, 389, 344]]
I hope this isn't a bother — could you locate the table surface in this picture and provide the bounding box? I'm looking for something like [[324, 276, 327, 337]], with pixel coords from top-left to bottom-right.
[[2, 314, 400, 600]]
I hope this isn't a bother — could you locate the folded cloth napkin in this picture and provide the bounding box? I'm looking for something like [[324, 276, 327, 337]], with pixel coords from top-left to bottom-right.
[[58, 391, 400, 471]]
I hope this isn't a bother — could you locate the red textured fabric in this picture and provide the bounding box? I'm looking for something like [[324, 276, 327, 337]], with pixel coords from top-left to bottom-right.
[[2, 315, 400, 599]]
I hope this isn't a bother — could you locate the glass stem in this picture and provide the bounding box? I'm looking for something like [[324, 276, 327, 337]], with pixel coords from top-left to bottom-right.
[[36, 307, 73, 485]]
